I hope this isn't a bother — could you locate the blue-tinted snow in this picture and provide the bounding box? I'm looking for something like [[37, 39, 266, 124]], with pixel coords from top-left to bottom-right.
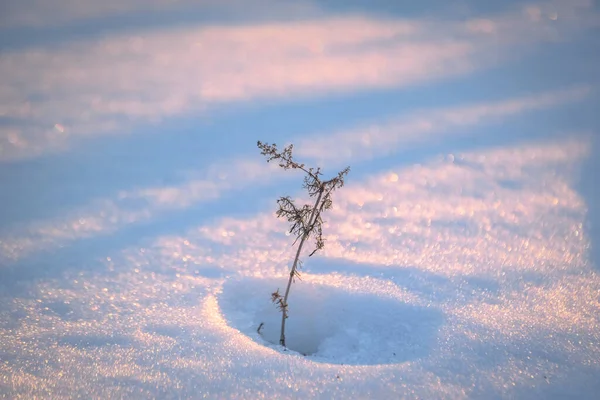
[[1, 0, 599, 399]]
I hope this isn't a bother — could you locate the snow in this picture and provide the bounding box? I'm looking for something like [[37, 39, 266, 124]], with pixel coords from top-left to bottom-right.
[[218, 275, 442, 364], [1, 0, 599, 396], [1, 137, 599, 399]]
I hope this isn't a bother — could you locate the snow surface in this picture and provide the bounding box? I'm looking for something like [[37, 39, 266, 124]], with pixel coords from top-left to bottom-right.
[[1, 0, 599, 397], [1, 138, 599, 399]]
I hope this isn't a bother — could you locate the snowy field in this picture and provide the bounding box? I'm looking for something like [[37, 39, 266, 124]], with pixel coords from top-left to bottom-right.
[[1, 1, 600, 399]]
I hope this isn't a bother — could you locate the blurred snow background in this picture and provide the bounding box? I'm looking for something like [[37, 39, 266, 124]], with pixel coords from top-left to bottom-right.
[[1, 0, 599, 398]]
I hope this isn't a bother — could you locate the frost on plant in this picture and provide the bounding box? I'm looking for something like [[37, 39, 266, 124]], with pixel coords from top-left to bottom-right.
[[257, 141, 350, 348]]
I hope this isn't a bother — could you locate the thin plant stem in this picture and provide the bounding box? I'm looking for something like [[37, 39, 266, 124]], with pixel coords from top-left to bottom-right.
[[279, 185, 324, 347], [257, 141, 349, 349]]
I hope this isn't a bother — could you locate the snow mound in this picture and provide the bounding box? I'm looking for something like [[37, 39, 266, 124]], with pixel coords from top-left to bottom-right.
[[217, 275, 444, 365]]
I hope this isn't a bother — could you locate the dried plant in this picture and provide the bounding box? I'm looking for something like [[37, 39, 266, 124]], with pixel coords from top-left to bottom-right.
[[257, 141, 350, 348]]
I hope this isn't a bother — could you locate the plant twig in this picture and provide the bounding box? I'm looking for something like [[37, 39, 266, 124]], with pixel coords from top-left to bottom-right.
[[257, 141, 349, 348]]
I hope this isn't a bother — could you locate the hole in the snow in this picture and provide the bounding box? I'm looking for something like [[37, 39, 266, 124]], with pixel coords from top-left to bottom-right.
[[217, 276, 444, 365]]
